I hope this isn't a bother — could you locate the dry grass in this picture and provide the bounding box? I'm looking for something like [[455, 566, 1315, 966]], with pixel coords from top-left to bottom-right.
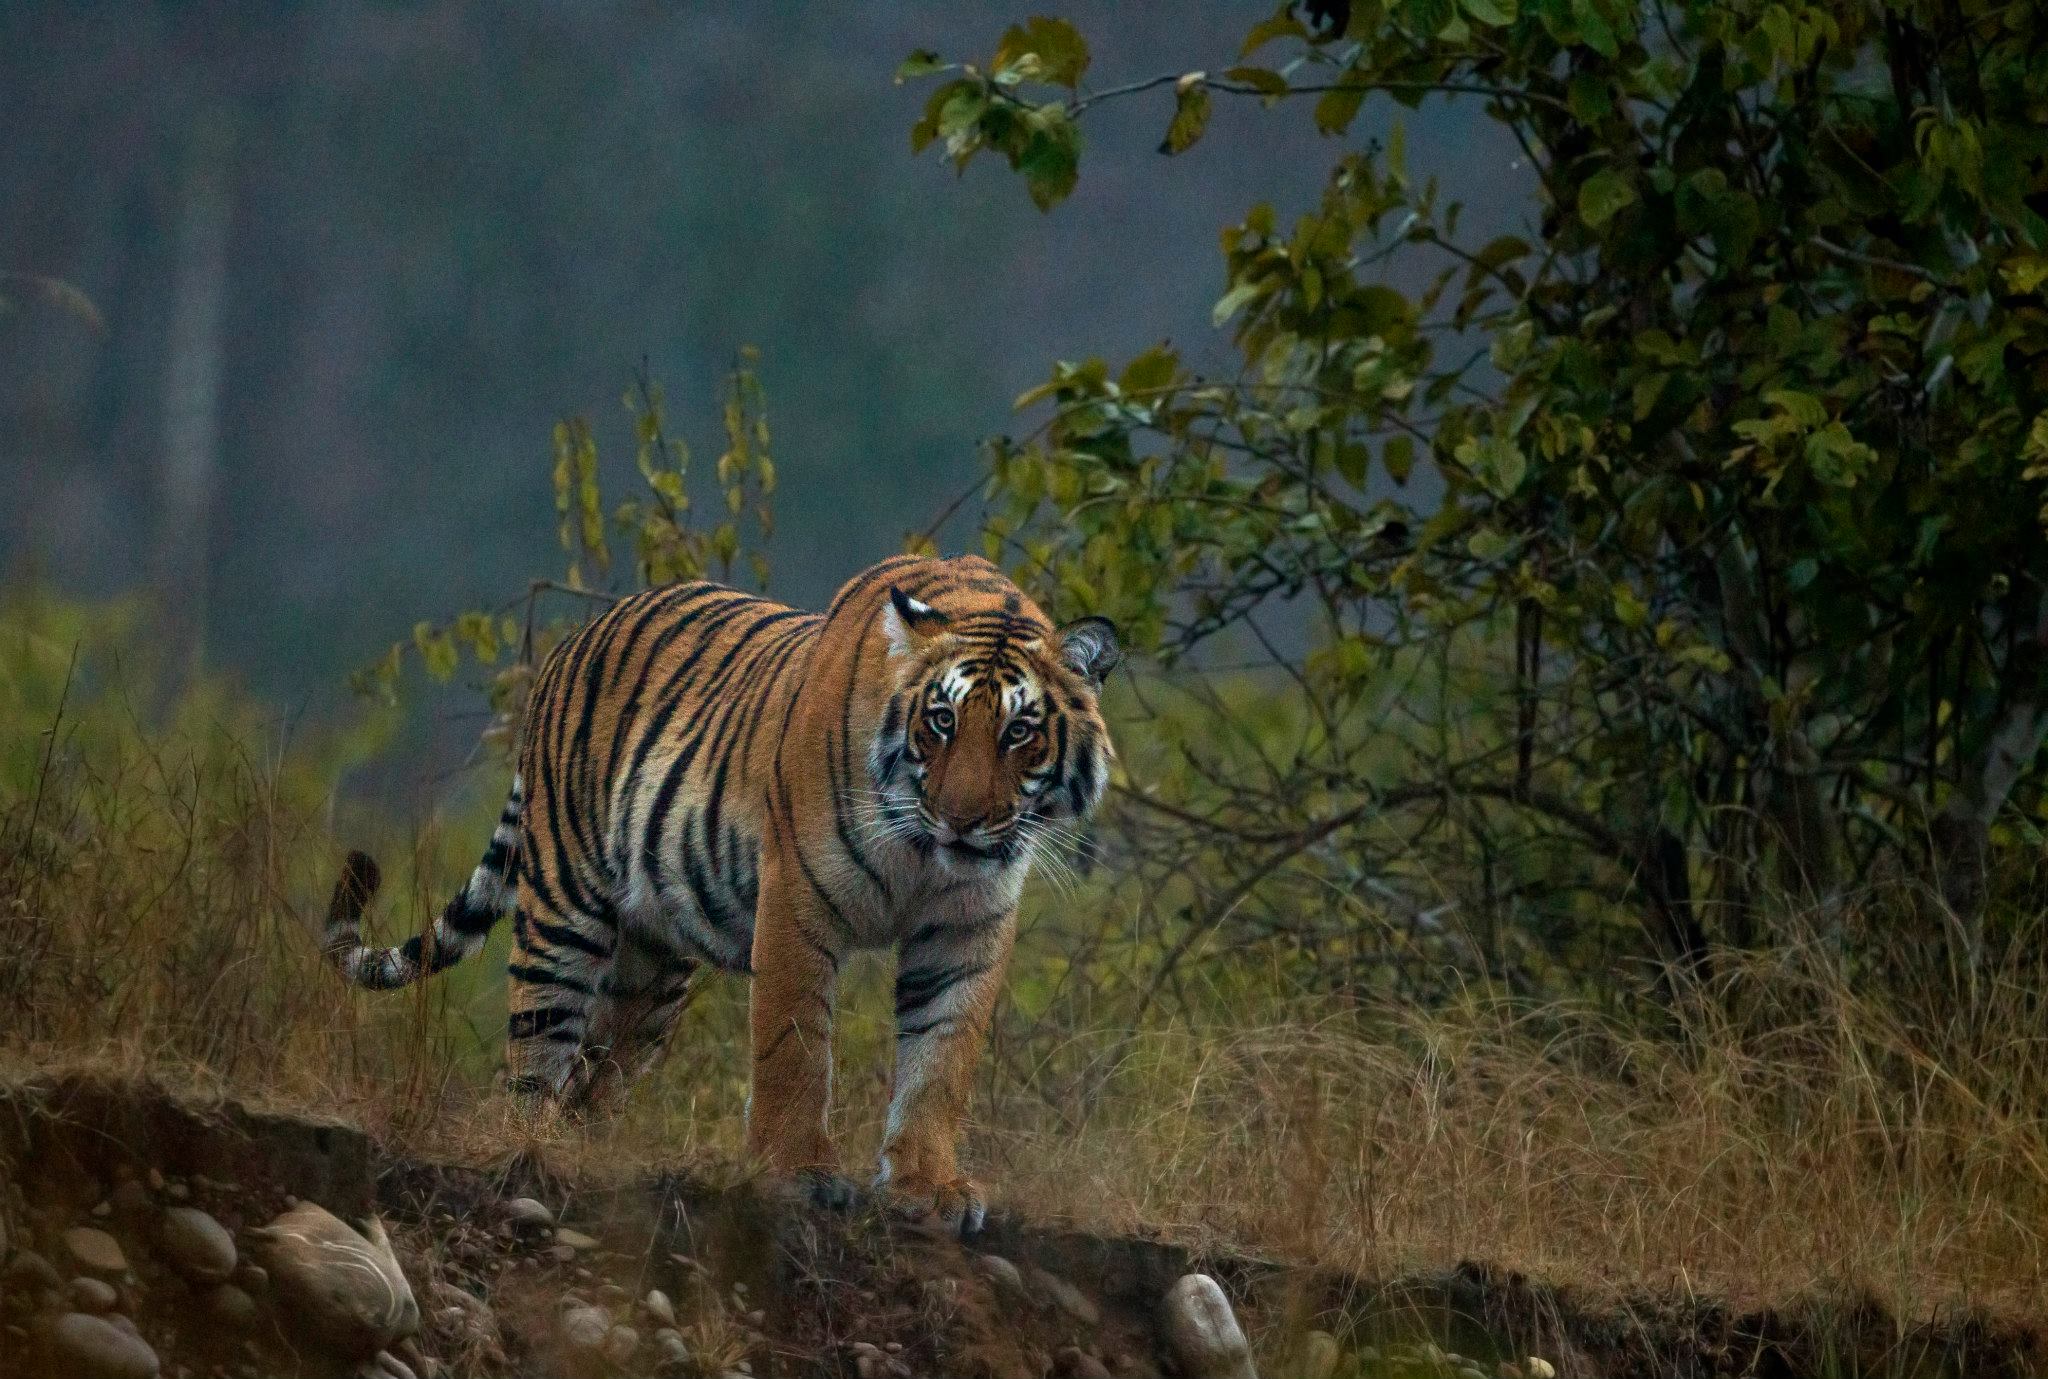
[[6, 608, 2048, 1347]]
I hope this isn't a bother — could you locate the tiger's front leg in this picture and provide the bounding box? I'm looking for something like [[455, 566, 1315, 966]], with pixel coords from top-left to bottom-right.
[[876, 909, 1015, 1235], [744, 849, 850, 1202]]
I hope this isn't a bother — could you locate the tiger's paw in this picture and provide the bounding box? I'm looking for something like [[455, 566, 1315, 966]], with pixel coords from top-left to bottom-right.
[[878, 1168, 988, 1238], [793, 1166, 860, 1213]]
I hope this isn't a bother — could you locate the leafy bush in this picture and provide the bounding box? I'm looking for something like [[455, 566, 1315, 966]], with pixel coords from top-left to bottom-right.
[[907, 1, 2048, 997]]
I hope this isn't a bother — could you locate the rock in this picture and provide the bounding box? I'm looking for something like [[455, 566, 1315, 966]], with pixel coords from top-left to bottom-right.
[[652, 1327, 690, 1368], [559, 1304, 610, 1353], [502, 1198, 555, 1232], [64, 1227, 129, 1276], [6, 1249, 63, 1292], [1055, 1346, 1113, 1378], [973, 1253, 1025, 1293], [43, 1312, 161, 1379], [205, 1284, 260, 1330], [157, 1207, 237, 1283], [1297, 1330, 1340, 1379], [234, 1263, 269, 1294], [642, 1289, 676, 1327], [145, 1169, 165, 1192], [69, 1277, 121, 1313], [370, 1350, 418, 1379], [165, 1183, 190, 1202], [553, 1227, 598, 1251], [1026, 1266, 1100, 1326], [110, 1182, 155, 1220], [1160, 1275, 1255, 1379], [603, 1324, 640, 1365], [246, 1202, 417, 1363], [91, 1200, 113, 1219], [1525, 1361, 1556, 1379], [547, 1243, 577, 1264]]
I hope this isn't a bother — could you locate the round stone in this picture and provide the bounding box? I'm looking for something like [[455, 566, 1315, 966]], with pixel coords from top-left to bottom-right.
[[502, 1198, 554, 1232], [63, 1228, 128, 1276], [69, 1278, 120, 1313], [157, 1208, 237, 1283], [604, 1324, 640, 1365], [205, 1284, 260, 1330], [44, 1312, 161, 1379], [560, 1305, 609, 1351]]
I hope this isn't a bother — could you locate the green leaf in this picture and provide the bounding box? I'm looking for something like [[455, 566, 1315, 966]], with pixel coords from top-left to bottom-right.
[[1222, 65, 1289, 95], [1240, 8, 1310, 55], [1383, 435, 1416, 483], [1314, 84, 1366, 136], [895, 50, 949, 83], [1461, 0, 1518, 25], [1577, 168, 1636, 227], [1119, 343, 1180, 394], [1161, 80, 1211, 156], [1016, 114, 1082, 210], [994, 16, 1091, 88], [1212, 279, 1266, 327]]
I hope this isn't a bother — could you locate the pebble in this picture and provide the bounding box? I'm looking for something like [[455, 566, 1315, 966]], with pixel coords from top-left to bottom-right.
[[205, 1284, 260, 1331], [233, 1264, 269, 1294], [63, 1227, 129, 1276], [643, 1289, 676, 1327], [165, 1183, 190, 1202], [44, 1312, 161, 1379], [1298, 1330, 1340, 1379], [110, 1182, 154, 1219], [553, 1227, 599, 1251], [559, 1304, 610, 1351], [503, 1198, 555, 1232], [547, 1244, 577, 1264], [145, 1169, 165, 1192], [69, 1277, 120, 1313], [603, 1324, 640, 1365], [372, 1350, 419, 1379], [1526, 1362, 1556, 1379], [1055, 1346, 1113, 1379], [973, 1253, 1024, 1293], [7, 1250, 62, 1292], [91, 1201, 113, 1219], [1026, 1266, 1100, 1326], [157, 1207, 237, 1282], [1160, 1275, 1254, 1379], [652, 1327, 691, 1367]]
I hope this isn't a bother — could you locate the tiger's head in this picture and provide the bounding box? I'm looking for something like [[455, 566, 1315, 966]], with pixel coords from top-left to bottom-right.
[[869, 583, 1120, 871]]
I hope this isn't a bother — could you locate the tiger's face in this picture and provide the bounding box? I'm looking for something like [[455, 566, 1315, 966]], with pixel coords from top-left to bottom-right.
[[869, 585, 1120, 871]]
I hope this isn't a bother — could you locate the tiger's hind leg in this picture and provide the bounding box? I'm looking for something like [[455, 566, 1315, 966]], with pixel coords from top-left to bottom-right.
[[503, 892, 616, 1106], [557, 924, 702, 1111]]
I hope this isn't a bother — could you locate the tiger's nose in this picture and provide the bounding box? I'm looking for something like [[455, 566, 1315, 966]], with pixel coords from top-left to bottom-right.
[[940, 810, 986, 836]]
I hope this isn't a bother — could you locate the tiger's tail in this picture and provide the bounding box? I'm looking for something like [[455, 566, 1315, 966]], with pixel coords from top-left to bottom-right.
[[323, 775, 524, 990]]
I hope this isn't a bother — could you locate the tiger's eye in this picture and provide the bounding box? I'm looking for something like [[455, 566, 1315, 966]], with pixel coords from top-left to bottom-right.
[[926, 705, 956, 735]]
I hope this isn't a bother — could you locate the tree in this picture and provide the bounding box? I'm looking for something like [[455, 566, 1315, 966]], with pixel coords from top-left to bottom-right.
[[904, 0, 2048, 996]]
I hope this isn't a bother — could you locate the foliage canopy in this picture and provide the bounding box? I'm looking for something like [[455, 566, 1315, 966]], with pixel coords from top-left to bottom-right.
[[908, 0, 2048, 989]]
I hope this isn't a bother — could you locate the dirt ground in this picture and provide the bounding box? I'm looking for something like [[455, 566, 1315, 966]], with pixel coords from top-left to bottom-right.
[[0, 1075, 2038, 1379]]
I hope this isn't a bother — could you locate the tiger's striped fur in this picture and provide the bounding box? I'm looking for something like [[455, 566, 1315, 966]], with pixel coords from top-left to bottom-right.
[[322, 554, 1119, 1228]]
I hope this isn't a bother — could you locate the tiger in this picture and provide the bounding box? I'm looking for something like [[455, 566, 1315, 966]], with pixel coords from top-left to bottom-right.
[[322, 553, 1120, 1231]]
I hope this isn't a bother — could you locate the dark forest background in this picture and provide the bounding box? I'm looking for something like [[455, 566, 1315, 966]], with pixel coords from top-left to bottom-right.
[[0, 1, 1515, 729]]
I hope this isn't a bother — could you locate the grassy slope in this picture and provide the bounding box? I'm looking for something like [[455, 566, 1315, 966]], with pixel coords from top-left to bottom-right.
[[5, 595, 2048, 1371]]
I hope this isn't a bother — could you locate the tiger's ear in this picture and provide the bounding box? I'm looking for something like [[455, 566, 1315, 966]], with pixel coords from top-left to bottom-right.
[[882, 586, 950, 658], [1057, 616, 1122, 690]]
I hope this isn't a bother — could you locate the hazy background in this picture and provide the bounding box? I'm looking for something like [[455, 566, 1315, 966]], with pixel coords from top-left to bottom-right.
[[1, 2, 1521, 728]]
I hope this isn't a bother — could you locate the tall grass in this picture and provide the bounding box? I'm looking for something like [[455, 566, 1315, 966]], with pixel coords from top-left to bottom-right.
[[5, 588, 2046, 1335]]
